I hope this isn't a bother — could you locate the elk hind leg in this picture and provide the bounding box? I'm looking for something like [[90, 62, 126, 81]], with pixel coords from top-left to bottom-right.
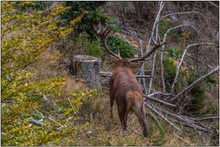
[[117, 106, 127, 130], [134, 109, 148, 137]]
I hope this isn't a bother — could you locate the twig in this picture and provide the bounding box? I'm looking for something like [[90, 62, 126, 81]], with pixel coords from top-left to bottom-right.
[[171, 66, 219, 103]]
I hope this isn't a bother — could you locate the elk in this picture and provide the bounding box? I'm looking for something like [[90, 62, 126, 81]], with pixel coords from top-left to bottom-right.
[[96, 27, 162, 137]]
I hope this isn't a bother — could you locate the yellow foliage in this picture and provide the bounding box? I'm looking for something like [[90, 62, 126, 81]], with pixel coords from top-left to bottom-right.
[[1, 2, 91, 146]]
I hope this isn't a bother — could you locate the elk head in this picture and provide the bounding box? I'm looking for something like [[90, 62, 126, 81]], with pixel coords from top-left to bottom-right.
[[96, 26, 163, 137]]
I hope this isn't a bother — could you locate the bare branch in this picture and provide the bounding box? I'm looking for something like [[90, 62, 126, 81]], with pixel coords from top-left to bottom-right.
[[151, 1, 165, 45], [148, 52, 157, 94], [208, 1, 219, 8], [138, 39, 148, 94], [160, 11, 209, 24], [99, 71, 151, 78], [144, 95, 177, 108]]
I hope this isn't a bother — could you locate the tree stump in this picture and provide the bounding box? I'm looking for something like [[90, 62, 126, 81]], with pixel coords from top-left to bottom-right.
[[71, 55, 101, 89]]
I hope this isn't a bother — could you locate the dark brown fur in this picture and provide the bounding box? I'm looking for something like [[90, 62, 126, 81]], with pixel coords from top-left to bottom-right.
[[109, 60, 148, 137]]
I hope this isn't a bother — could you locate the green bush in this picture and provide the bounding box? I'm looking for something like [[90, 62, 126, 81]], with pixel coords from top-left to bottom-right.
[[61, 1, 112, 40], [107, 35, 134, 59], [163, 57, 178, 92], [158, 18, 174, 39], [183, 72, 207, 115], [164, 45, 182, 59]]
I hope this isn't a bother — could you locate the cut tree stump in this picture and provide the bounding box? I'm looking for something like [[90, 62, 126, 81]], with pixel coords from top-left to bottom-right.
[[71, 55, 101, 89]]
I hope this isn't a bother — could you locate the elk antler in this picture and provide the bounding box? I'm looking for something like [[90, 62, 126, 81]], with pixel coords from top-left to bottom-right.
[[129, 43, 164, 62], [95, 26, 122, 60]]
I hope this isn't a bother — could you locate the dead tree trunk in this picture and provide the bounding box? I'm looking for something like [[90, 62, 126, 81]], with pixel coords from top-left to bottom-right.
[[71, 55, 101, 89]]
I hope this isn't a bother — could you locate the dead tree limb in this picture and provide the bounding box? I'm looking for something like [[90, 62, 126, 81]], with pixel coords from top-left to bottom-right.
[[145, 102, 181, 132], [148, 2, 164, 93], [144, 95, 177, 108], [100, 71, 151, 78], [160, 109, 211, 132], [139, 39, 148, 94], [171, 66, 219, 103], [160, 24, 185, 93]]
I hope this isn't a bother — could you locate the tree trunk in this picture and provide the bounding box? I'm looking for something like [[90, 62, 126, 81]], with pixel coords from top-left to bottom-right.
[[71, 55, 101, 89]]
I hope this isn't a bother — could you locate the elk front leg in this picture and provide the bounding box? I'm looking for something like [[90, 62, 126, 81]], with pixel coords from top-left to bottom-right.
[[134, 107, 148, 137]]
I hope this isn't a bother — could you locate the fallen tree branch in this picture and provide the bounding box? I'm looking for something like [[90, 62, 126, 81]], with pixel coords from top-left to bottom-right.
[[160, 108, 211, 132], [144, 95, 177, 108], [147, 92, 173, 97], [196, 116, 219, 121], [145, 102, 181, 132], [100, 71, 151, 78], [176, 121, 210, 133], [171, 66, 219, 103]]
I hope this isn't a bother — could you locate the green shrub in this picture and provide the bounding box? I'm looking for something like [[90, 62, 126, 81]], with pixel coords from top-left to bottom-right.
[[164, 45, 182, 59], [61, 1, 113, 40], [183, 72, 207, 115], [163, 57, 177, 92], [158, 18, 172, 39], [107, 35, 134, 59], [184, 85, 206, 115]]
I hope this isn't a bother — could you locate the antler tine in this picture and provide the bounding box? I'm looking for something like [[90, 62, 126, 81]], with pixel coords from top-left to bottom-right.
[[129, 43, 165, 62], [95, 25, 122, 60]]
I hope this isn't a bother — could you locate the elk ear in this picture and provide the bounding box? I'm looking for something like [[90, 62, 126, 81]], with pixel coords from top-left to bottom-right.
[[110, 55, 120, 64], [130, 61, 143, 68]]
